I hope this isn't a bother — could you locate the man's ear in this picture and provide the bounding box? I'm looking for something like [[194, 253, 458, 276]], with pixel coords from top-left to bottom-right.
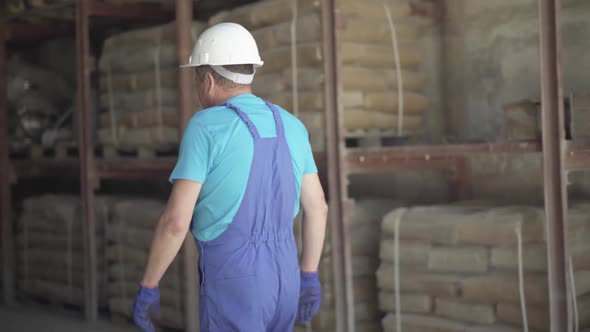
[[206, 71, 216, 93]]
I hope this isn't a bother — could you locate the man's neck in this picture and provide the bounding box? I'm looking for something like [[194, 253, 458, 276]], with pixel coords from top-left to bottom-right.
[[215, 87, 252, 106]]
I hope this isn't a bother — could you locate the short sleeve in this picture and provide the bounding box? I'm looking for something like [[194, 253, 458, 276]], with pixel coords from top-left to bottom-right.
[[169, 118, 211, 183], [302, 127, 318, 175]]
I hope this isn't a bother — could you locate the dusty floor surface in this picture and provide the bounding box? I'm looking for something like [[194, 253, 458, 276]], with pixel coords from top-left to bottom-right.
[[0, 305, 138, 332]]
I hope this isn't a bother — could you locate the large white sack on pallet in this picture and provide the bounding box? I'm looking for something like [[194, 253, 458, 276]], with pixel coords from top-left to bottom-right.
[[427, 246, 489, 273], [382, 313, 470, 332], [491, 244, 547, 272], [379, 240, 431, 266], [259, 43, 323, 73], [377, 264, 461, 297], [339, 0, 411, 19], [340, 18, 418, 44], [363, 91, 430, 113], [99, 68, 178, 92], [102, 21, 205, 55], [17, 249, 104, 271], [112, 199, 165, 227], [284, 68, 325, 90], [17, 266, 84, 288], [381, 206, 546, 246], [378, 291, 432, 313], [209, 0, 321, 30], [341, 67, 425, 92], [18, 279, 85, 305], [99, 88, 178, 113], [340, 90, 429, 114], [99, 44, 177, 74], [461, 272, 548, 306], [434, 298, 496, 325], [496, 303, 549, 331], [251, 13, 322, 51], [342, 111, 423, 132], [263, 91, 324, 111], [98, 127, 178, 147], [311, 302, 380, 330], [341, 43, 421, 69], [99, 108, 178, 128], [466, 325, 525, 332], [343, 110, 423, 132], [16, 231, 98, 251], [106, 224, 154, 249]]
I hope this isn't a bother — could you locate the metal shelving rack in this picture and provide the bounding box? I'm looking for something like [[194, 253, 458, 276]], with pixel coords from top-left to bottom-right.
[[0, 0, 580, 331], [0, 1, 202, 329], [321, 0, 578, 331]]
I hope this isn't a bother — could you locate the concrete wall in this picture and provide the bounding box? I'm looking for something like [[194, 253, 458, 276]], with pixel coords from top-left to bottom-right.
[[444, 0, 590, 142]]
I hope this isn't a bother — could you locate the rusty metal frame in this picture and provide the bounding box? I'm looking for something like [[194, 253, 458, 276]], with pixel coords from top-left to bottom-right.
[[0, 27, 15, 306], [322, 0, 355, 331], [76, 0, 99, 321], [176, 1, 200, 331], [539, 0, 569, 331]]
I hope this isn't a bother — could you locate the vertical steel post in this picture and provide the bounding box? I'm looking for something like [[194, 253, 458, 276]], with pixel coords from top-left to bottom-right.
[[322, 0, 355, 330], [0, 27, 15, 306], [76, 0, 99, 321], [176, 1, 199, 331], [539, 0, 569, 331]]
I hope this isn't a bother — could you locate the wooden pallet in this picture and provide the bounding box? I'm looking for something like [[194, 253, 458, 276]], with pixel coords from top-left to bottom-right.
[[10, 144, 79, 160], [345, 129, 414, 148], [99, 144, 178, 160]]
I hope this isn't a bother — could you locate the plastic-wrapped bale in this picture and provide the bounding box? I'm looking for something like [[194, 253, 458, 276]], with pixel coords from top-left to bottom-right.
[[16, 195, 113, 308], [97, 21, 207, 155], [377, 203, 590, 332], [107, 199, 184, 329], [302, 200, 401, 331], [209, 0, 429, 152]]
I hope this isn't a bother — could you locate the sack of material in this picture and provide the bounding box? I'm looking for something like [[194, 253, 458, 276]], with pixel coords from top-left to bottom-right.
[[16, 195, 113, 308], [209, 0, 430, 155], [378, 203, 590, 331], [107, 198, 185, 330]]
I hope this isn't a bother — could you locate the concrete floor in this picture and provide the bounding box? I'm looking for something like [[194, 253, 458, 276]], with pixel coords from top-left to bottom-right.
[[0, 305, 138, 332]]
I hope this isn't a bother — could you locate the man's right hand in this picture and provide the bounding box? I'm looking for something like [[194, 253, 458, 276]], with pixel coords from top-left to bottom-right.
[[133, 283, 160, 332]]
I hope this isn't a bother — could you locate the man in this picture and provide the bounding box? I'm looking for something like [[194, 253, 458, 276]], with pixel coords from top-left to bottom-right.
[[132, 22, 328, 332]]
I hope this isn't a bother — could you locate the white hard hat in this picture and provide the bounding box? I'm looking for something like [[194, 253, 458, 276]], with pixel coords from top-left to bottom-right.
[[181, 23, 263, 84]]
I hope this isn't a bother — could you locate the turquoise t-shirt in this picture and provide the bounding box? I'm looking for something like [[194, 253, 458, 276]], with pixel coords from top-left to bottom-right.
[[169, 93, 318, 242]]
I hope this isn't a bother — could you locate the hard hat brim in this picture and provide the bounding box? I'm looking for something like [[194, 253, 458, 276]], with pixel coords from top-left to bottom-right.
[[179, 61, 264, 69]]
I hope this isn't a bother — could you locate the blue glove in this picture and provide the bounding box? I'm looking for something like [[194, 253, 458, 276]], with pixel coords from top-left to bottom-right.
[[296, 270, 321, 323], [133, 283, 160, 332]]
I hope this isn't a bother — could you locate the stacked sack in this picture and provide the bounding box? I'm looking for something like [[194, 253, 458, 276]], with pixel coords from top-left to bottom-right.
[[97, 21, 206, 152], [107, 199, 184, 329], [209, 0, 429, 152], [310, 200, 401, 332], [16, 195, 112, 307], [377, 203, 590, 332]]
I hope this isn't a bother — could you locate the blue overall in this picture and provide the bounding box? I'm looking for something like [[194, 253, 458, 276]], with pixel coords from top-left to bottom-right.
[[197, 101, 300, 331]]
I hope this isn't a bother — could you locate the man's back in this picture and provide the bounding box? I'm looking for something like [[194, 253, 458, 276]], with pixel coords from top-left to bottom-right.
[[169, 93, 317, 242]]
